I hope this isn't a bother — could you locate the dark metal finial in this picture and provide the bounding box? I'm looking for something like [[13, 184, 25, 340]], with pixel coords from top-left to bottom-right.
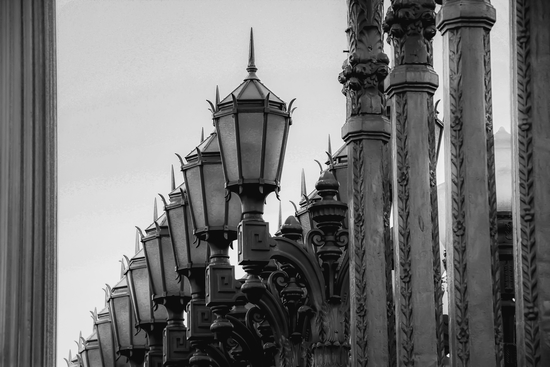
[[153, 198, 158, 221], [215, 85, 220, 106], [246, 28, 259, 80], [328, 135, 332, 156], [278, 201, 282, 229], [134, 227, 140, 254], [301, 169, 307, 197], [200, 127, 205, 142], [171, 164, 176, 191]]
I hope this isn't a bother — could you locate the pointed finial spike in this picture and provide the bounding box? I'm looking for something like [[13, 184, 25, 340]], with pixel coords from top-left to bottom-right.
[[301, 169, 307, 196], [328, 135, 332, 156], [215, 86, 220, 106], [278, 201, 283, 229], [119, 259, 125, 278], [134, 227, 140, 253], [171, 165, 176, 191], [246, 28, 258, 79], [200, 127, 205, 142], [153, 198, 158, 221]]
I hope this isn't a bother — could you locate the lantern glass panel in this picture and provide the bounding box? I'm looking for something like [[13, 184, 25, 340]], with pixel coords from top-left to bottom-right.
[[159, 236, 182, 295], [238, 112, 263, 179], [86, 347, 102, 367], [264, 114, 287, 182], [167, 203, 191, 269], [227, 191, 242, 229], [111, 296, 131, 348], [96, 321, 115, 366], [203, 164, 229, 228], [184, 165, 205, 230], [142, 238, 163, 297], [216, 115, 239, 183], [130, 266, 150, 322]]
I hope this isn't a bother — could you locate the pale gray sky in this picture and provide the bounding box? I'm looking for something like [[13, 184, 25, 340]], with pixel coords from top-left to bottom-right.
[[56, 1, 510, 365]]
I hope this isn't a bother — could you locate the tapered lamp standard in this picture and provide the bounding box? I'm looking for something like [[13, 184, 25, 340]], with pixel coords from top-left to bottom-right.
[[93, 304, 127, 367], [212, 28, 293, 302], [124, 245, 168, 367], [161, 181, 215, 367], [140, 209, 192, 367], [180, 131, 242, 342], [107, 275, 148, 367]]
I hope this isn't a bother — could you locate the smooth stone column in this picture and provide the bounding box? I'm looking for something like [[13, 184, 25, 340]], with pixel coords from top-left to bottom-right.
[[0, 0, 57, 366], [338, 1, 394, 366], [511, 0, 550, 365], [437, 1, 503, 366], [384, 1, 444, 366]]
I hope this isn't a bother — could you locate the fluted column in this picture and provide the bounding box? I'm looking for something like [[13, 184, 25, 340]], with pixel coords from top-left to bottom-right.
[[338, 1, 394, 366], [437, 1, 503, 366], [511, 0, 550, 365], [0, 0, 57, 366], [384, 1, 444, 366]]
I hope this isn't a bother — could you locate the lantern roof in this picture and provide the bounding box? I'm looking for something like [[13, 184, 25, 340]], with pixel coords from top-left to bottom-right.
[[184, 130, 219, 162], [218, 28, 284, 106]]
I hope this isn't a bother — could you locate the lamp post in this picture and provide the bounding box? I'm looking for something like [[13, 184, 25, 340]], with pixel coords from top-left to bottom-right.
[[124, 244, 168, 367], [107, 275, 148, 367], [213, 29, 293, 303], [93, 304, 127, 367], [140, 207, 192, 366], [180, 130, 242, 342], [161, 180, 215, 367]]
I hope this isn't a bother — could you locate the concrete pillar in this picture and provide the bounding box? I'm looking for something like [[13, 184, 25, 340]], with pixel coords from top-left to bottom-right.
[[338, 1, 394, 366], [437, 1, 503, 366], [384, 1, 444, 366], [511, 0, 550, 365], [0, 0, 57, 366]]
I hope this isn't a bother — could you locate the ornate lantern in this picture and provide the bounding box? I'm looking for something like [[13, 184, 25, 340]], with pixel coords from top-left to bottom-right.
[[212, 29, 292, 303], [180, 132, 241, 244], [180, 131, 242, 341], [93, 305, 126, 367], [161, 183, 209, 290], [107, 275, 148, 365], [140, 207, 192, 366], [79, 331, 101, 367], [124, 246, 168, 367], [162, 178, 217, 365], [213, 29, 292, 217]]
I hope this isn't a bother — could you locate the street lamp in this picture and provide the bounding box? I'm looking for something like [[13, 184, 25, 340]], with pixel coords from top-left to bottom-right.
[[124, 244, 168, 367], [78, 330, 101, 367], [160, 180, 217, 367], [107, 275, 148, 367], [140, 207, 192, 366], [212, 28, 293, 302], [93, 304, 127, 367], [180, 130, 242, 341]]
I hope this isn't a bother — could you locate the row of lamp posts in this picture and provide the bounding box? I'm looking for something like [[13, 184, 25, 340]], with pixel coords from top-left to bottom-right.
[[68, 28, 445, 367]]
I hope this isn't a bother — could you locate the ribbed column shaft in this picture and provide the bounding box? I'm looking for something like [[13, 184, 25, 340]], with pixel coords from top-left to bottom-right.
[[0, 0, 57, 366]]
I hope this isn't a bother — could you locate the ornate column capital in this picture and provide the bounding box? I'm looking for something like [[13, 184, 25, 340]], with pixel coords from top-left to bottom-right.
[[383, 0, 437, 66], [437, 0, 496, 33], [339, 0, 390, 142]]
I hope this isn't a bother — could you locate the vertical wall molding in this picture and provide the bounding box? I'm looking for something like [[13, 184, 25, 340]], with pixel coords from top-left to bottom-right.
[[0, 0, 57, 366]]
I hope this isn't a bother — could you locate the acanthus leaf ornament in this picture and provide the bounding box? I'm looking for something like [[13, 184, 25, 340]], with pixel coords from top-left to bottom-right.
[[383, 0, 437, 66]]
